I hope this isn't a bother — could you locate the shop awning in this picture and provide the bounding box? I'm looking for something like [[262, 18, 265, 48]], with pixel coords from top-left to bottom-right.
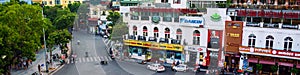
[[297, 64, 300, 68], [278, 62, 293, 67], [248, 58, 258, 63], [259, 60, 275, 65]]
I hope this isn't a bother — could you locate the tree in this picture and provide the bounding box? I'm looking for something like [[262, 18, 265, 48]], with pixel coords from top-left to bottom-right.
[[68, 2, 81, 13], [106, 11, 121, 26], [0, 3, 52, 74], [53, 11, 76, 30], [44, 5, 63, 22], [111, 22, 128, 41], [48, 29, 72, 54]]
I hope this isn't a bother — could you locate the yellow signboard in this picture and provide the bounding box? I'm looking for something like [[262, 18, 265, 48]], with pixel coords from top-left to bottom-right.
[[123, 40, 183, 51]]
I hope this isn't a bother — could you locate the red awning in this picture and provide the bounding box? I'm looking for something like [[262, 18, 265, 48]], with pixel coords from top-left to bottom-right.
[[259, 60, 275, 65], [278, 62, 293, 67], [248, 58, 258, 63]]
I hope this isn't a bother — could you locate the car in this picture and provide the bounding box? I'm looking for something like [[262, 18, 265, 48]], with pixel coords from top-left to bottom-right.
[[147, 63, 165, 72], [172, 64, 188, 72]]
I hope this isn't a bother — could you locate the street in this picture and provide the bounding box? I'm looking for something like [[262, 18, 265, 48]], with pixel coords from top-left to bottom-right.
[[53, 30, 207, 75]]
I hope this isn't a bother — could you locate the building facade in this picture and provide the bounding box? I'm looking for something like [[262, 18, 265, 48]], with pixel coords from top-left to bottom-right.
[[226, 0, 300, 74], [32, 0, 85, 7]]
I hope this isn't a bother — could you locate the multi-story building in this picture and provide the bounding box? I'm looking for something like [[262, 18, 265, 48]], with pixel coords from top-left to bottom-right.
[[32, 0, 85, 7], [226, 0, 300, 74]]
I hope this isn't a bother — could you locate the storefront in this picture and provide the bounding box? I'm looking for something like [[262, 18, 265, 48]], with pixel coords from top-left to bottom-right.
[[124, 39, 184, 63], [239, 46, 300, 74], [184, 45, 208, 68]]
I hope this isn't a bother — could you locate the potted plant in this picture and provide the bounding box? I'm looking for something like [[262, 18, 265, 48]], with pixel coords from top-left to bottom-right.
[[291, 68, 299, 75], [270, 65, 278, 75], [256, 64, 263, 74]]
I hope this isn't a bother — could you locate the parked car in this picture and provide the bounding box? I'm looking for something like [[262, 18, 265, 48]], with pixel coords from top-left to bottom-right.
[[147, 63, 165, 72], [172, 64, 188, 72]]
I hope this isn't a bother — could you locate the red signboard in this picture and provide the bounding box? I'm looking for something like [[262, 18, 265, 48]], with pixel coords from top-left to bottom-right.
[[239, 46, 300, 58], [236, 9, 299, 19]]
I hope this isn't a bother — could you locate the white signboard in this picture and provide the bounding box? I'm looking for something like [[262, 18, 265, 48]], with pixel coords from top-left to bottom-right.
[[179, 16, 204, 27], [184, 46, 206, 52]]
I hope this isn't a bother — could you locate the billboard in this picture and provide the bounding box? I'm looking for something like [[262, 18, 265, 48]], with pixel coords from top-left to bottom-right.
[[224, 21, 244, 53], [207, 30, 223, 49]]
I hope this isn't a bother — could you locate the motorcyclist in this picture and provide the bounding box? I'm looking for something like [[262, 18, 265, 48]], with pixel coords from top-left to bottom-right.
[[77, 40, 80, 45]]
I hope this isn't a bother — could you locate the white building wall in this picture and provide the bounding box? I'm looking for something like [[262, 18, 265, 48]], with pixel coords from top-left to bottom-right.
[[127, 20, 208, 47], [242, 27, 300, 52]]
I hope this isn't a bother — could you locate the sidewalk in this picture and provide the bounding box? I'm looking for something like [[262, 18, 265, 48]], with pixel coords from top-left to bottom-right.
[[10, 45, 71, 75]]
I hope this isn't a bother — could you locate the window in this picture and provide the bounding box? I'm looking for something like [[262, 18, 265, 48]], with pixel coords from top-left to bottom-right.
[[131, 12, 139, 20], [69, 1, 71, 3], [154, 27, 159, 38], [93, 11, 97, 15], [284, 37, 293, 51], [173, 13, 179, 22], [161, 0, 168, 3], [265, 35, 274, 49], [176, 29, 182, 40], [173, 0, 180, 4], [193, 30, 200, 45], [165, 28, 170, 39], [50, 1, 52, 4], [163, 12, 172, 22], [141, 12, 150, 20], [143, 26, 147, 36], [248, 34, 256, 47], [43, 1, 47, 5], [166, 51, 181, 59], [55, 0, 60, 4], [125, 13, 129, 17], [133, 26, 137, 35]]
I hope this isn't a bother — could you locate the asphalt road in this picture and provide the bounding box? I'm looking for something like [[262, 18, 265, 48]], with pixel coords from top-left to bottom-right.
[[53, 30, 130, 75], [53, 30, 207, 75]]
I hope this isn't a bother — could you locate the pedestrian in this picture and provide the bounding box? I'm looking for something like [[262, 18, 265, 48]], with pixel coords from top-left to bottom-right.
[[26, 61, 29, 68], [38, 64, 41, 73], [23, 62, 27, 69]]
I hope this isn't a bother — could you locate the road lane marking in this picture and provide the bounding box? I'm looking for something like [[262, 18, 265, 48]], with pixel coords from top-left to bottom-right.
[[107, 56, 112, 61], [94, 56, 98, 61], [90, 57, 94, 62], [97, 56, 101, 61], [86, 57, 90, 62], [82, 58, 86, 62], [78, 58, 82, 63], [100, 57, 104, 61], [104, 56, 109, 61]]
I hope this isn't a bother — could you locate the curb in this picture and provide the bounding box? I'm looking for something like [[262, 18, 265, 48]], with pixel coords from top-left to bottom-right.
[[48, 65, 65, 75], [48, 43, 71, 75]]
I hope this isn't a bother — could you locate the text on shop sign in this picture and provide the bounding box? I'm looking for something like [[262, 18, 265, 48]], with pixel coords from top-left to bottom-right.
[[240, 46, 300, 57]]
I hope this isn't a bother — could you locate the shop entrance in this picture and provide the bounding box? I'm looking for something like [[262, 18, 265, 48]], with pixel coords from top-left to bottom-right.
[[279, 66, 291, 74], [187, 51, 197, 67]]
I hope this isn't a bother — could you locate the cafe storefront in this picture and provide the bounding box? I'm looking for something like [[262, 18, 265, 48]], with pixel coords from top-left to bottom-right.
[[124, 39, 184, 63], [239, 46, 300, 74]]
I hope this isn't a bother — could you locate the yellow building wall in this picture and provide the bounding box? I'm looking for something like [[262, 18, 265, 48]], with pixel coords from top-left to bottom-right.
[[32, 0, 83, 7]]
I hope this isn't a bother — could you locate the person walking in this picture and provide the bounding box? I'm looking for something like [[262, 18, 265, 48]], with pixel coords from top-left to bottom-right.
[[38, 64, 41, 75]]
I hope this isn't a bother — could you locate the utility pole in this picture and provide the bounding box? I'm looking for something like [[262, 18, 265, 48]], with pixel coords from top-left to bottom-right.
[[43, 28, 49, 72]]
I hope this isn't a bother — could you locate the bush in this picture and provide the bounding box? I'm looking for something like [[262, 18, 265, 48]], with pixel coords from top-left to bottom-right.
[[256, 64, 263, 70]]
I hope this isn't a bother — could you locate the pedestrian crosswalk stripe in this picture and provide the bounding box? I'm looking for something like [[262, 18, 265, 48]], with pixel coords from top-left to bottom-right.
[[90, 57, 94, 62], [108, 56, 112, 61], [104, 56, 108, 61], [82, 58, 86, 62], [86, 57, 90, 62], [78, 58, 82, 63], [75, 56, 112, 63], [94, 57, 98, 61], [97, 56, 101, 61]]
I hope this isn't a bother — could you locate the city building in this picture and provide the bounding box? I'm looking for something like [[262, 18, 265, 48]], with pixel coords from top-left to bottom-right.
[[32, 0, 85, 7], [226, 0, 300, 74]]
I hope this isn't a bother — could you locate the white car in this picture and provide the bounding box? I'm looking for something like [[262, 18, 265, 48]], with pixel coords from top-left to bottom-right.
[[147, 63, 165, 72], [172, 64, 188, 72]]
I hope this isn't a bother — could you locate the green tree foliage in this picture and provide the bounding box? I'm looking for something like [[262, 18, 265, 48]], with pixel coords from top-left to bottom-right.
[[106, 11, 121, 26], [0, 3, 52, 74], [68, 2, 81, 13], [53, 11, 76, 30], [44, 5, 63, 22], [111, 22, 128, 41], [48, 29, 72, 53]]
